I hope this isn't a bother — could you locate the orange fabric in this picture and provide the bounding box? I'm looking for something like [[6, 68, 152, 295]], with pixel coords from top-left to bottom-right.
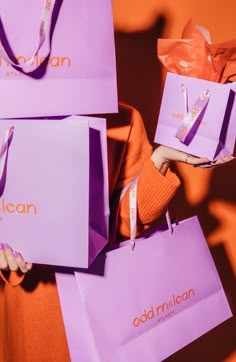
[[0, 103, 180, 362]]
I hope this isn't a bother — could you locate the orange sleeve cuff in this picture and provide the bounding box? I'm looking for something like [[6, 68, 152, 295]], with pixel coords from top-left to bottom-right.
[[137, 160, 180, 223], [118, 159, 180, 238]]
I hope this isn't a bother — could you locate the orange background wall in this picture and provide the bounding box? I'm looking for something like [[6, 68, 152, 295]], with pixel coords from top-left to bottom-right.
[[113, 0, 236, 361]]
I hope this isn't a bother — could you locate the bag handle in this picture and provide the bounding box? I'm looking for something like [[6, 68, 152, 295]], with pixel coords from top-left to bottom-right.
[[0, 126, 14, 179], [114, 171, 173, 251], [175, 83, 210, 144], [127, 177, 173, 250], [0, 0, 56, 72], [125, 175, 139, 251]]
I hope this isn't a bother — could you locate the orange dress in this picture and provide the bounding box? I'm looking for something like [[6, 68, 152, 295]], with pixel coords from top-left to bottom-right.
[[0, 104, 180, 362]]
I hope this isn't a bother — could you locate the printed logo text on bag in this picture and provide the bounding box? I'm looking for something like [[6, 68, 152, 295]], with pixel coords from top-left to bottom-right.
[[0, 55, 71, 77], [0, 198, 38, 220], [45, 0, 53, 10], [132, 288, 195, 327], [171, 113, 206, 127]]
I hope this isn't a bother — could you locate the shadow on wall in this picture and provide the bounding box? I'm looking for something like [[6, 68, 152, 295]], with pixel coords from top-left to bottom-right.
[[115, 15, 166, 144], [115, 13, 236, 362]]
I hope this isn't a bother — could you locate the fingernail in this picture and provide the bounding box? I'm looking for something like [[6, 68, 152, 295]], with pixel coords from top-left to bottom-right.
[[12, 250, 19, 257], [0, 243, 3, 250], [3, 243, 10, 250]]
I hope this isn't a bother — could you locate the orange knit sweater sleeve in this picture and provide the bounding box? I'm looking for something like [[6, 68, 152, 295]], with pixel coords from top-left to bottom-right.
[[116, 105, 180, 239]]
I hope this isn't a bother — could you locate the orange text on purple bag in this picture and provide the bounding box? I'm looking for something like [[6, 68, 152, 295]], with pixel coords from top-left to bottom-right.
[[171, 113, 207, 127], [0, 54, 71, 69], [132, 288, 195, 327], [0, 198, 38, 220]]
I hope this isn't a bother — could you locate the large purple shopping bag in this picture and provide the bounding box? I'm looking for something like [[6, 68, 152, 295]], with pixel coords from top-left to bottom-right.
[[0, 0, 117, 117], [154, 72, 236, 160], [56, 216, 232, 362], [0, 116, 109, 267]]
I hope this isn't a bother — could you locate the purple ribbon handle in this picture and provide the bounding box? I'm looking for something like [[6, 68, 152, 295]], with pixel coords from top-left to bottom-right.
[[175, 84, 210, 144], [0, 126, 14, 179]]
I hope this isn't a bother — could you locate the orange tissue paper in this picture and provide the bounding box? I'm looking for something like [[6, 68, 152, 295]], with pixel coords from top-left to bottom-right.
[[157, 19, 236, 83]]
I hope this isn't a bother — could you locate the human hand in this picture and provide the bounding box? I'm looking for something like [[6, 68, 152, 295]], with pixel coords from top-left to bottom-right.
[[151, 145, 235, 175], [196, 155, 235, 168], [0, 243, 32, 273]]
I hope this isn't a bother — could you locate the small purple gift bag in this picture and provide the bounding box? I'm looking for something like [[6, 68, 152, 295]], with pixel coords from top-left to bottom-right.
[[155, 20, 236, 160], [154, 72, 236, 160]]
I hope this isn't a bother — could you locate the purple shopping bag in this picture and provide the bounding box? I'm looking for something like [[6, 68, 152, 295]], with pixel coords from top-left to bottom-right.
[[0, 0, 117, 117], [154, 72, 236, 160], [56, 216, 232, 362], [0, 116, 109, 267]]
